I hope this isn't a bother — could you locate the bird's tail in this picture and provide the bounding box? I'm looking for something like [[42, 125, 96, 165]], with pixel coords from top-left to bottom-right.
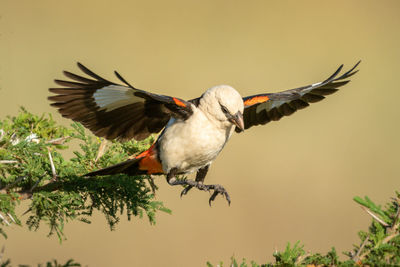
[[85, 143, 164, 177], [85, 157, 144, 176]]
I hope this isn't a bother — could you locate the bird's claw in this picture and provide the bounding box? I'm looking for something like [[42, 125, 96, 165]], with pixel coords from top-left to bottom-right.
[[180, 185, 193, 198], [207, 184, 231, 206], [175, 179, 231, 205]]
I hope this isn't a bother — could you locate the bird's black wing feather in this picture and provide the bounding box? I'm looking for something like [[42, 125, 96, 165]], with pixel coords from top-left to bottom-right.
[[237, 61, 360, 132], [49, 63, 193, 141]]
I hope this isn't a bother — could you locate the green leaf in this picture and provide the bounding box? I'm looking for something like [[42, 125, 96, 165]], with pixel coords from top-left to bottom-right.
[[0, 108, 170, 241]]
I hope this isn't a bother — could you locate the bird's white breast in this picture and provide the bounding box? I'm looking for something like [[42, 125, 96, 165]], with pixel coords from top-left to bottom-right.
[[158, 107, 233, 174]]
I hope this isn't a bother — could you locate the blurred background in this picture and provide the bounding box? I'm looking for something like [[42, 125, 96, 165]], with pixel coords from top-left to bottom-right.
[[1, 0, 400, 266]]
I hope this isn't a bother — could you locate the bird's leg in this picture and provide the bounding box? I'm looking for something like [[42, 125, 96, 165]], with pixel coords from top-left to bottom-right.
[[180, 165, 209, 197], [165, 167, 180, 185], [166, 166, 231, 206], [166, 168, 202, 188]]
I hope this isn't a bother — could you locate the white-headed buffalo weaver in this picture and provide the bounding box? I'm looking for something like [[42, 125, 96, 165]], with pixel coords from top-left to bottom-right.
[[48, 61, 360, 205]]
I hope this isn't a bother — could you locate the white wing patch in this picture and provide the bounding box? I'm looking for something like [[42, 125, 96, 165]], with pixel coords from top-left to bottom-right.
[[256, 100, 286, 113], [93, 85, 144, 112], [311, 82, 322, 87]]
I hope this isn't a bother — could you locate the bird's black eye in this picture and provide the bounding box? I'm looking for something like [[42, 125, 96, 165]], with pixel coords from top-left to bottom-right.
[[220, 104, 229, 114]]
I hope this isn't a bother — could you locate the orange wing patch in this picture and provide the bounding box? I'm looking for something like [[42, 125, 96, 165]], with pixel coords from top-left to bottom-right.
[[135, 144, 163, 174], [244, 96, 270, 106], [173, 97, 186, 107]]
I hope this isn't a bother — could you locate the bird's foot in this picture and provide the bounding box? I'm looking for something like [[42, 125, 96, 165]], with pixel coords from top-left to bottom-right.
[[170, 178, 231, 206], [203, 183, 231, 206]]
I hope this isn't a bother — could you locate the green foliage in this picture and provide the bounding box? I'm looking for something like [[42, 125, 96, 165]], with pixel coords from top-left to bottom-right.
[[0, 108, 170, 242], [208, 192, 400, 266], [207, 257, 259, 267], [1, 258, 80, 267], [272, 241, 305, 265]]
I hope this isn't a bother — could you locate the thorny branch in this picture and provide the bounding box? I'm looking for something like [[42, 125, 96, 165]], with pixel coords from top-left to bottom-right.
[[0, 109, 170, 242], [354, 196, 400, 262]]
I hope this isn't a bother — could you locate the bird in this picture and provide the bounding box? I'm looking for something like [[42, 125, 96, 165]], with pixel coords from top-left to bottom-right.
[[48, 61, 360, 205]]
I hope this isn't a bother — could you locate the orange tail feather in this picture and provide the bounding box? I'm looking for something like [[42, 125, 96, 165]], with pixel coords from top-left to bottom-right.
[[85, 143, 164, 177]]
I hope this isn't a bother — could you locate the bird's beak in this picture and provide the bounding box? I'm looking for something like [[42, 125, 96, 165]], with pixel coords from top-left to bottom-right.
[[230, 111, 245, 132]]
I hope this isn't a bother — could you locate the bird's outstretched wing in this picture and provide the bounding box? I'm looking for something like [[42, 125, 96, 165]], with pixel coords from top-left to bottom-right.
[[49, 63, 193, 141], [237, 61, 360, 132]]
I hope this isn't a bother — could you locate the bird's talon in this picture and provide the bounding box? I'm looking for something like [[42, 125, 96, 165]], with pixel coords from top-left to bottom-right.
[[206, 184, 231, 206], [180, 186, 193, 198], [170, 177, 230, 205]]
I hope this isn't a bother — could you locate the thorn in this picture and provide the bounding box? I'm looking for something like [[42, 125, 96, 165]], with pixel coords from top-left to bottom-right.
[[0, 160, 18, 164], [360, 206, 389, 227], [6, 213, 15, 224], [0, 213, 10, 226], [47, 148, 57, 181], [95, 139, 108, 163], [22, 207, 32, 216]]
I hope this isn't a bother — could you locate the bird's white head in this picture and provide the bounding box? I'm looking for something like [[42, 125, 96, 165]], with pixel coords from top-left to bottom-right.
[[199, 85, 245, 131]]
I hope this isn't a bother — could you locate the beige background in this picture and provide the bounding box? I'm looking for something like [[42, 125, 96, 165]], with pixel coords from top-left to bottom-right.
[[1, 0, 400, 266]]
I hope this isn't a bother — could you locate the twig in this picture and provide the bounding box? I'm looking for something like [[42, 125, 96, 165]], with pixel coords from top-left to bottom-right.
[[17, 178, 64, 201], [379, 200, 400, 245], [30, 178, 41, 192], [0, 176, 26, 191], [358, 232, 398, 261], [0, 160, 18, 164], [295, 251, 311, 264], [352, 234, 370, 262], [46, 136, 70, 145], [360, 206, 389, 227], [389, 200, 400, 234], [95, 139, 108, 162], [382, 233, 398, 244]]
